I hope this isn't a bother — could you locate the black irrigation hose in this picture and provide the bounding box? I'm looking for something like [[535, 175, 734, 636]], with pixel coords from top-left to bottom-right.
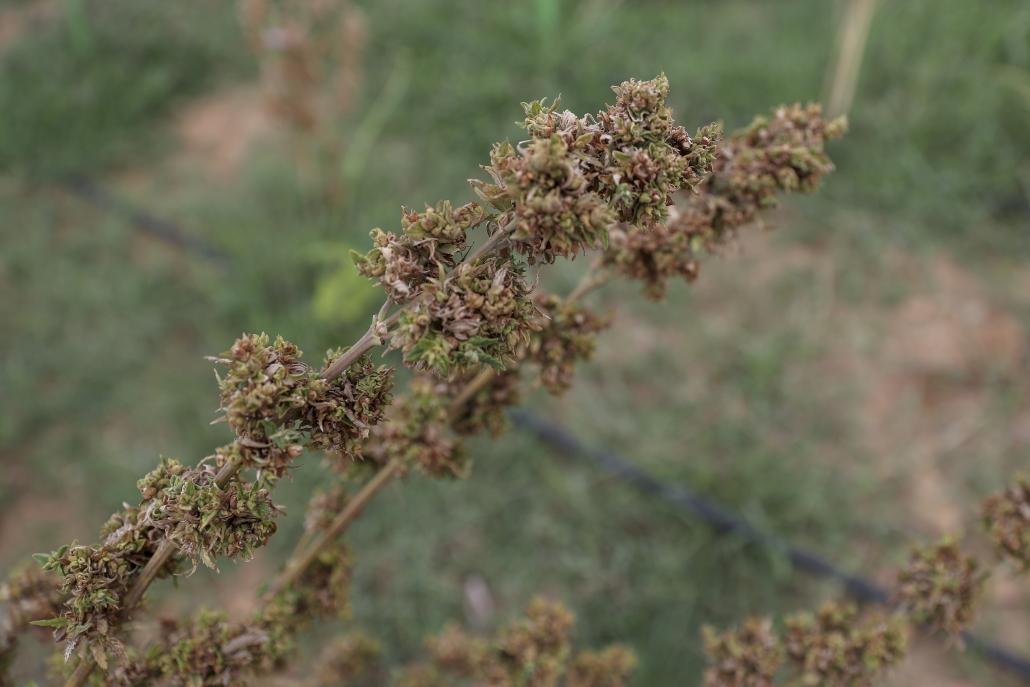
[[510, 408, 1030, 683], [61, 176, 230, 266]]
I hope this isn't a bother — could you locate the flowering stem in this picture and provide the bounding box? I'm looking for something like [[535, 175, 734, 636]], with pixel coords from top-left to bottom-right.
[[263, 458, 403, 600], [566, 256, 609, 303], [465, 220, 514, 265], [447, 368, 497, 423]]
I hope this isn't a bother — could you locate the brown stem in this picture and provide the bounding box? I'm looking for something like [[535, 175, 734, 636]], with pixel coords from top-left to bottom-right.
[[566, 256, 609, 304], [447, 368, 497, 424], [263, 459, 402, 600]]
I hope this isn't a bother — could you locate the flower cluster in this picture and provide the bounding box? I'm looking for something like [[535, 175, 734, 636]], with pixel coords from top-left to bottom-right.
[[352, 201, 489, 301], [702, 604, 906, 687], [783, 602, 907, 687], [483, 133, 615, 264], [137, 459, 281, 572], [396, 597, 633, 687], [366, 377, 468, 478], [567, 645, 637, 687], [605, 103, 845, 299], [449, 369, 522, 437], [593, 75, 719, 227], [108, 608, 273, 686], [36, 504, 181, 667], [701, 617, 782, 687], [214, 334, 393, 459], [392, 256, 538, 377], [981, 475, 1030, 570], [1, 562, 63, 678], [529, 294, 611, 394], [312, 632, 383, 686], [108, 540, 353, 686], [896, 538, 985, 638], [476, 74, 718, 266]]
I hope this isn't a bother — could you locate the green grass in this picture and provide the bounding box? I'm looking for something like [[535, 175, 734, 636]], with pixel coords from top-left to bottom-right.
[[1, 0, 1028, 685], [0, 0, 248, 177]]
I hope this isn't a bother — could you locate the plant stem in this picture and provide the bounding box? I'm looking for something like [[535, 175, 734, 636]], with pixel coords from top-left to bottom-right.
[[447, 368, 497, 424], [566, 256, 609, 303], [263, 458, 403, 600]]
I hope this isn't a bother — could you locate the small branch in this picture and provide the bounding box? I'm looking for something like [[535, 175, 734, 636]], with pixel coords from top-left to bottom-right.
[[465, 221, 514, 266], [263, 459, 402, 600], [447, 368, 497, 424], [566, 256, 609, 304]]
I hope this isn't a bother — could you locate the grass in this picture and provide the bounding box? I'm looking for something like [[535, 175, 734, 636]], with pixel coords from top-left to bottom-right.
[[1, 0, 1028, 684]]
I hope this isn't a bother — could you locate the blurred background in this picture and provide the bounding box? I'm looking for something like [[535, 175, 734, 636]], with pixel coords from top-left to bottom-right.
[[1, 0, 1028, 684]]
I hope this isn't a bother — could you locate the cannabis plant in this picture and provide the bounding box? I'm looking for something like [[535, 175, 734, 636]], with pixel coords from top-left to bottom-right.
[[13, 73, 987, 687]]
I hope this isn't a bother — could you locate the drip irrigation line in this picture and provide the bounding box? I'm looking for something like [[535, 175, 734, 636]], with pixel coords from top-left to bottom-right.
[[61, 175, 230, 266], [509, 408, 1030, 683]]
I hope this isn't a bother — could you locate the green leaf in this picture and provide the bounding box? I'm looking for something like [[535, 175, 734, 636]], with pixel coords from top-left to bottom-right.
[[30, 617, 69, 628]]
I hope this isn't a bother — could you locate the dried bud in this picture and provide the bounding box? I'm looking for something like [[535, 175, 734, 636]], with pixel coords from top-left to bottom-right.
[[304, 349, 394, 457], [393, 256, 537, 377], [897, 537, 985, 638], [702, 617, 782, 687], [37, 505, 179, 667], [784, 602, 907, 686], [595, 74, 719, 227], [529, 294, 611, 394], [313, 632, 383, 686], [215, 335, 393, 460], [352, 201, 488, 301], [449, 369, 521, 437], [496, 597, 574, 687], [981, 476, 1030, 570], [215, 334, 311, 441], [567, 645, 637, 687], [370, 377, 468, 478], [488, 135, 615, 264], [605, 104, 844, 299], [139, 460, 281, 572]]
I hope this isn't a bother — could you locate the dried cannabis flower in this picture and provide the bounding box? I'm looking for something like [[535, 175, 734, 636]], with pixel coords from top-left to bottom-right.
[[477, 74, 719, 265], [783, 602, 907, 687], [495, 596, 575, 687], [594, 74, 718, 227], [702, 617, 783, 687], [1, 562, 63, 678], [305, 347, 394, 455], [396, 597, 626, 687], [313, 632, 383, 686], [529, 294, 611, 394], [567, 645, 637, 687], [352, 201, 489, 301], [605, 103, 844, 299], [896, 537, 985, 638], [368, 377, 468, 478], [215, 334, 393, 460], [485, 133, 615, 264], [111, 540, 354, 686], [449, 369, 522, 437], [138, 460, 280, 572], [981, 476, 1030, 570], [393, 256, 538, 377], [36, 503, 181, 667]]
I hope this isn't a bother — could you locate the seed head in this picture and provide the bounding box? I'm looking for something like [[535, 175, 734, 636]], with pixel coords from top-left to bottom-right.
[[981, 476, 1030, 570], [702, 617, 782, 687], [897, 537, 985, 638]]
